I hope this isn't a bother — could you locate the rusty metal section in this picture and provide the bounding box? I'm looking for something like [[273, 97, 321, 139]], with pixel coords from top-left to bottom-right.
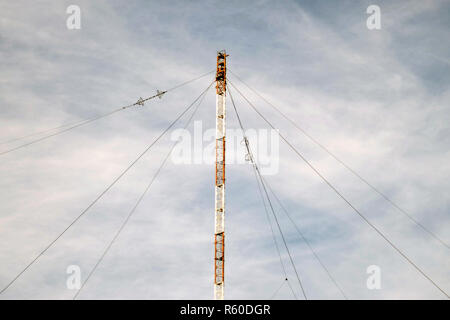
[[214, 232, 225, 285], [216, 50, 227, 95]]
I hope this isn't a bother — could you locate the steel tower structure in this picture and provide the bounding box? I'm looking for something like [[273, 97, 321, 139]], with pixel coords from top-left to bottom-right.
[[214, 50, 227, 300]]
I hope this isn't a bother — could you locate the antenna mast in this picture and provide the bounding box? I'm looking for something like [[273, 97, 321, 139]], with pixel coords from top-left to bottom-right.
[[214, 50, 227, 300]]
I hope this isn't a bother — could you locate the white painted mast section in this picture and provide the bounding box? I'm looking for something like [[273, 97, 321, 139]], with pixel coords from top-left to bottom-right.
[[214, 50, 227, 300]]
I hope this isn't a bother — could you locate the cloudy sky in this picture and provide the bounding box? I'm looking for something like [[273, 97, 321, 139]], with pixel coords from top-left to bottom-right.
[[0, 0, 449, 300]]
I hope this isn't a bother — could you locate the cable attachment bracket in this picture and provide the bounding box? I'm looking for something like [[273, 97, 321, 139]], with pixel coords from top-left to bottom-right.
[[241, 137, 253, 163], [156, 89, 166, 99], [136, 97, 145, 106]]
